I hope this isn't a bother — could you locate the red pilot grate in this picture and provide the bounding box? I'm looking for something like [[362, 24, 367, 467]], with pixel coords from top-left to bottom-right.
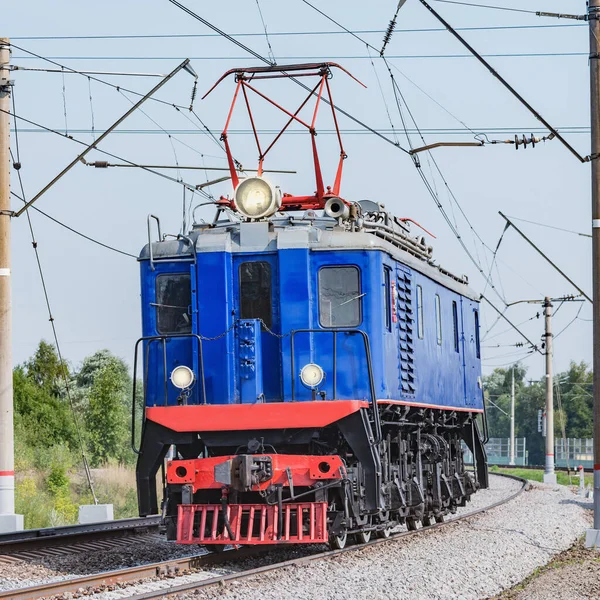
[[176, 502, 328, 545]]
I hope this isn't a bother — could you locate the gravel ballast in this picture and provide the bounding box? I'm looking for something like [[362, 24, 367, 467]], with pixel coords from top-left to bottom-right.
[[163, 476, 591, 600], [1, 475, 592, 599]]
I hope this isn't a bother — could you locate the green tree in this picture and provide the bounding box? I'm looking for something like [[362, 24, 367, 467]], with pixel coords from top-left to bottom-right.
[[13, 343, 77, 454], [84, 362, 130, 466], [556, 361, 593, 438]]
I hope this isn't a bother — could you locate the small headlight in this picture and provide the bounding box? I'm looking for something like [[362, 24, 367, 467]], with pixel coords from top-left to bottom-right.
[[300, 363, 325, 389], [234, 176, 282, 219], [170, 366, 195, 389]]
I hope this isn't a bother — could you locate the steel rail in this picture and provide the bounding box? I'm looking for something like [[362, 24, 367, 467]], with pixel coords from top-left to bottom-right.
[[0, 474, 526, 600], [0, 516, 161, 553]]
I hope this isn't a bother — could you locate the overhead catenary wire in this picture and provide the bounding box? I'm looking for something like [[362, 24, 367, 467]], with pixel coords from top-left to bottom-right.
[[12, 58, 194, 218], [0, 106, 211, 196], [299, 0, 507, 305], [11, 52, 592, 60], [167, 0, 411, 154], [166, 0, 275, 65], [9, 191, 137, 259], [254, 0, 277, 64], [10, 126, 593, 136], [481, 222, 509, 299], [9, 42, 191, 111], [507, 215, 592, 238], [554, 303, 585, 339], [431, 0, 539, 14], [417, 0, 587, 163], [11, 23, 588, 41]]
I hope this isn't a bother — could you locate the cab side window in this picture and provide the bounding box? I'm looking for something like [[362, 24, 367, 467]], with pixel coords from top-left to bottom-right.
[[319, 266, 362, 327], [155, 273, 192, 334], [239, 262, 273, 328]]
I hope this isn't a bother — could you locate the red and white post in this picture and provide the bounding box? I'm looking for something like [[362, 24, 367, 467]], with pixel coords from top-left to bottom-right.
[[0, 37, 23, 533]]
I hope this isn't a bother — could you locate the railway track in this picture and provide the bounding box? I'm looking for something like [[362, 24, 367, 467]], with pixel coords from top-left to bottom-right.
[[0, 516, 161, 562], [0, 474, 527, 600]]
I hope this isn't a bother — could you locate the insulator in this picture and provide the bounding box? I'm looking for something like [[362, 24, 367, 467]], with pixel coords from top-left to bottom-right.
[[380, 19, 397, 56], [189, 79, 198, 112]]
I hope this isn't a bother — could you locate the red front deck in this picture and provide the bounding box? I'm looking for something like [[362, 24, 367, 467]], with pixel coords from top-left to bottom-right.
[[146, 400, 367, 432]]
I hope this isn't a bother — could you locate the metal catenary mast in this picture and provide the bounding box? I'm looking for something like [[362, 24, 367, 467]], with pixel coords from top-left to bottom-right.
[[588, 0, 600, 548]]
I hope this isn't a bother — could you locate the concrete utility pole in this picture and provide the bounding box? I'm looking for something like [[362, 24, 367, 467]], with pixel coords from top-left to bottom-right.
[[0, 38, 22, 533], [543, 297, 557, 485], [587, 0, 600, 549], [509, 368, 515, 466]]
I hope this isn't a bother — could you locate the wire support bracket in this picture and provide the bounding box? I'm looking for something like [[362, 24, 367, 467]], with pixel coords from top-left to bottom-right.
[[418, 0, 587, 164]]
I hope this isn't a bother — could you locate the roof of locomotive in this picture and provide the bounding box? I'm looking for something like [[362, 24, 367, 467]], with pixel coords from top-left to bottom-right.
[[140, 204, 480, 302]]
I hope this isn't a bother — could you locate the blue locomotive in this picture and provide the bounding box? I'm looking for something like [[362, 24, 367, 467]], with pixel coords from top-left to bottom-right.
[[133, 64, 488, 549]]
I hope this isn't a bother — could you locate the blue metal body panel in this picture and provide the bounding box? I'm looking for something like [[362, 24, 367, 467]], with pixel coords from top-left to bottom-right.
[[139, 241, 483, 412]]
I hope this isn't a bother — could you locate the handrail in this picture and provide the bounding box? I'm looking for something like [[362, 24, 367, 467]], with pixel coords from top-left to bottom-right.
[[162, 233, 197, 265], [147, 214, 162, 272], [131, 333, 207, 454], [289, 328, 381, 443]]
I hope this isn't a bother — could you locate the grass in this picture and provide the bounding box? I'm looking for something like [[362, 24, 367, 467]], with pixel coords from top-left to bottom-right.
[[491, 537, 600, 599], [490, 465, 594, 487], [16, 464, 140, 528]]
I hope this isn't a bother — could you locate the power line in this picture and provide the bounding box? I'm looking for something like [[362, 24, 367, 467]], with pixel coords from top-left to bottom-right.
[[506, 215, 592, 238], [554, 303, 585, 339], [254, 0, 276, 64], [10, 126, 591, 136], [9, 132, 98, 503], [432, 0, 538, 14], [166, 0, 274, 65], [9, 191, 137, 259], [167, 1, 411, 153], [11, 52, 590, 60], [0, 106, 207, 194], [9, 42, 190, 111], [300, 0, 508, 304], [11, 23, 586, 40]]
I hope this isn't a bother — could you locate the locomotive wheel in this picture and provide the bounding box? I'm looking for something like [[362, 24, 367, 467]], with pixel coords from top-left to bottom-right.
[[435, 515, 445, 524], [421, 516, 432, 527], [354, 528, 371, 544], [329, 532, 348, 550], [376, 512, 392, 539], [406, 517, 418, 531]]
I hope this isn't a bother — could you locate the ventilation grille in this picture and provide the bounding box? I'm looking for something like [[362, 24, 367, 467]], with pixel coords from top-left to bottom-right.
[[397, 269, 416, 396]]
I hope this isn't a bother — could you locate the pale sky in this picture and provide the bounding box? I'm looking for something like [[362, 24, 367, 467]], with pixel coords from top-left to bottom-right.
[[5, 0, 594, 380]]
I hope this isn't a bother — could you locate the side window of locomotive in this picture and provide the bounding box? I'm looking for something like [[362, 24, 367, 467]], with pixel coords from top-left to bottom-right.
[[384, 267, 392, 332], [239, 262, 272, 329], [452, 300, 459, 352], [155, 274, 192, 334], [416, 285, 424, 339], [318, 266, 362, 328], [474, 309, 481, 359], [434, 294, 442, 346]]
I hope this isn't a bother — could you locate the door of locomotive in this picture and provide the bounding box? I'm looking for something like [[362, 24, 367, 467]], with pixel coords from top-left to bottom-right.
[[144, 260, 200, 407], [233, 255, 282, 403]]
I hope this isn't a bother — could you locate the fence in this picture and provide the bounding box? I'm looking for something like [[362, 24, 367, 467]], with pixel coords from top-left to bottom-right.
[[555, 438, 594, 469], [463, 437, 527, 466]]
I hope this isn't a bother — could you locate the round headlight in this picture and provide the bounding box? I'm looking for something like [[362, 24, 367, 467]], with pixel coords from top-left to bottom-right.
[[234, 176, 282, 219], [170, 365, 195, 389], [300, 363, 325, 389]]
